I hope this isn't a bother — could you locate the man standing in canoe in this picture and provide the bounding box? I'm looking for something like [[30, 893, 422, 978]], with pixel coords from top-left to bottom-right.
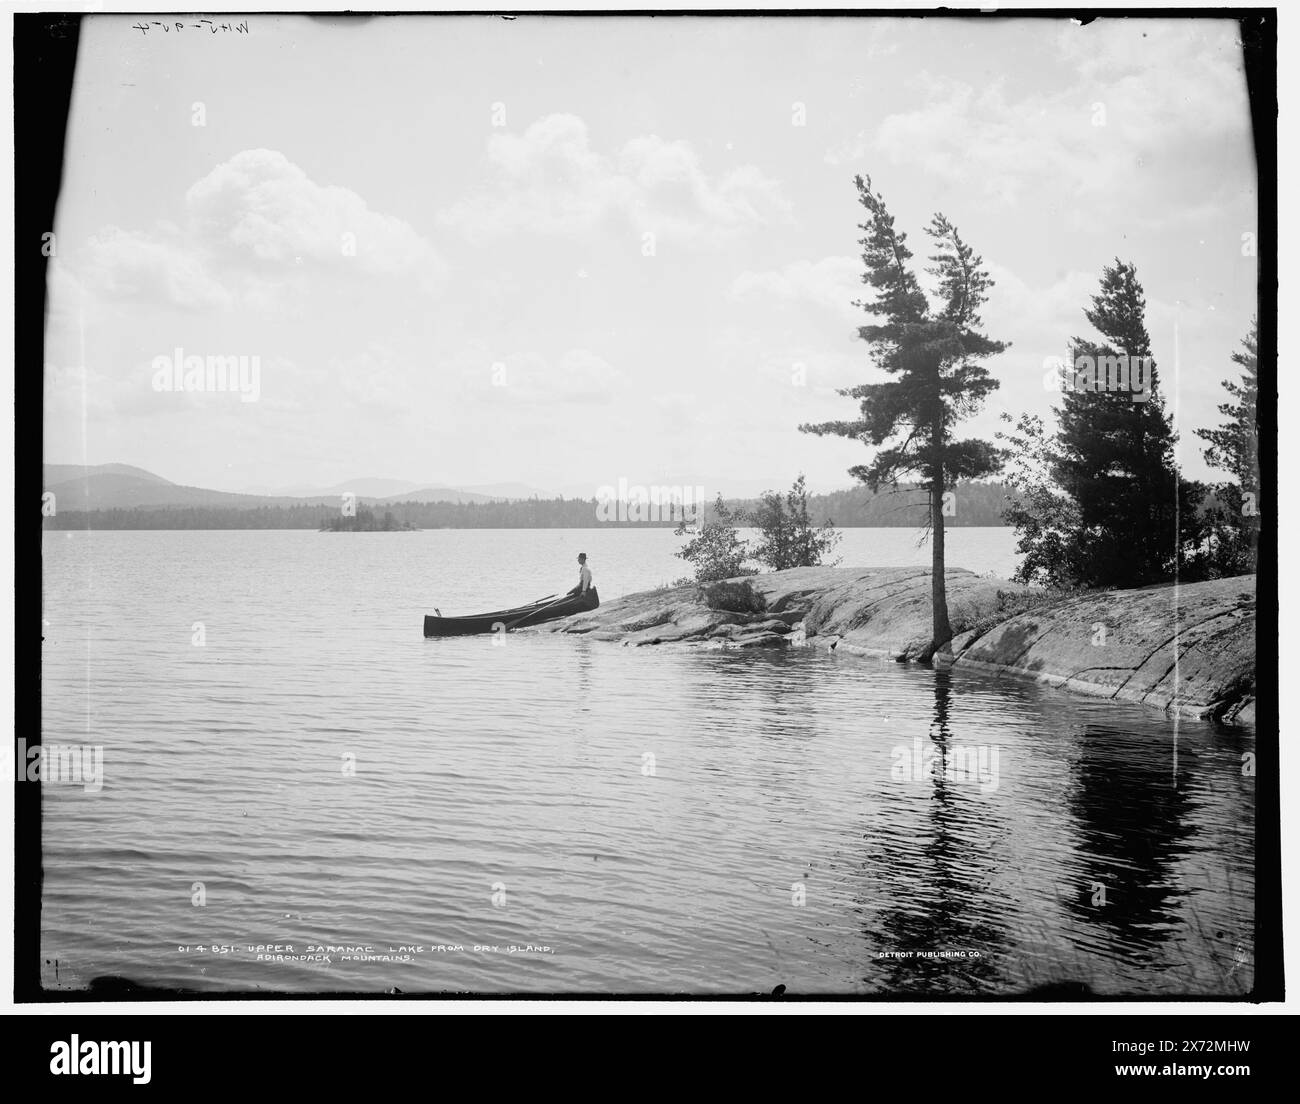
[[567, 552, 593, 598]]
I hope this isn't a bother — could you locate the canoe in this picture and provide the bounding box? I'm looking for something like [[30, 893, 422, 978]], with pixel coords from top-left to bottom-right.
[[423, 588, 599, 637]]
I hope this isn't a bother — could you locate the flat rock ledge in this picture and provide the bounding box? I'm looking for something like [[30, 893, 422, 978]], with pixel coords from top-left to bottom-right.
[[544, 566, 1257, 725]]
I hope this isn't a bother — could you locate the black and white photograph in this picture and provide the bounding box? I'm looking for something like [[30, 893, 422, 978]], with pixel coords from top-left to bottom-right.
[[18, 5, 1279, 1013]]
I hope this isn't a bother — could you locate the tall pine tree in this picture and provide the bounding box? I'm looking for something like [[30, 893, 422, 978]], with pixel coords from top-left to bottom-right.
[[1192, 318, 1259, 575], [800, 175, 1006, 654], [1048, 259, 1199, 588], [1196, 318, 1259, 494]]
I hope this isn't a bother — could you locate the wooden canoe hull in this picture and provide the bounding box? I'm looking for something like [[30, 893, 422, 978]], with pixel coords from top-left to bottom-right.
[[423, 588, 599, 637]]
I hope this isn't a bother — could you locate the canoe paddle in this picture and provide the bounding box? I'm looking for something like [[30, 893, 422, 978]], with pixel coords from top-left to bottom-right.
[[432, 594, 554, 619], [504, 593, 572, 632]]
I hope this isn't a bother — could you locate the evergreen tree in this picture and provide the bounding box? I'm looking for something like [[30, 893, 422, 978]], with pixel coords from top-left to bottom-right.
[[1047, 259, 1202, 587], [1196, 318, 1259, 494], [1193, 318, 1260, 575], [800, 175, 1006, 654]]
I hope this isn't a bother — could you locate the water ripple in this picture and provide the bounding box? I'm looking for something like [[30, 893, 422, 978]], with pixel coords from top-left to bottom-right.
[[39, 531, 1255, 996]]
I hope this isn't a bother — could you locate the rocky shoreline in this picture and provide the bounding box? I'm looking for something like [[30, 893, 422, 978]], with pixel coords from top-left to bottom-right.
[[543, 566, 1257, 725]]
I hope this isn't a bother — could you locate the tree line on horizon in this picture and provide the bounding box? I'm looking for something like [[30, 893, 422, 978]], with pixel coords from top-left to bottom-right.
[[39, 478, 1024, 531]]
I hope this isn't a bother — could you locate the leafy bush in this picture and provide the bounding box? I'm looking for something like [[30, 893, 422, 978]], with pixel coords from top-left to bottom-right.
[[674, 494, 756, 582], [1185, 484, 1257, 578], [699, 579, 768, 614], [674, 478, 843, 582], [747, 474, 842, 570]]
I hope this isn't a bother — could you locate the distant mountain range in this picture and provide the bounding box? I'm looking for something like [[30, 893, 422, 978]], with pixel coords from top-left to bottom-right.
[[241, 477, 558, 501], [42, 465, 818, 512], [41, 463, 546, 512]]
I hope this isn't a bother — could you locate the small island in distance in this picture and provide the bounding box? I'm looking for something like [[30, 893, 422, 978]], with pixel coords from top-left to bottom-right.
[[320, 508, 419, 533]]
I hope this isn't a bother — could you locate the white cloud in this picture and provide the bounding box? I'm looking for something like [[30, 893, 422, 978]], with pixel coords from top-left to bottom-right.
[[730, 256, 865, 323], [828, 21, 1252, 208], [43, 361, 121, 422], [81, 225, 235, 310], [493, 348, 625, 405], [447, 345, 626, 406], [982, 262, 1098, 359], [831, 77, 1122, 204], [334, 343, 412, 413], [710, 324, 870, 402], [439, 114, 792, 244], [71, 149, 446, 311], [186, 149, 443, 283]]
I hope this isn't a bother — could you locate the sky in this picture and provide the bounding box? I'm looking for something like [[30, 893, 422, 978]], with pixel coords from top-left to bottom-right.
[[43, 13, 1260, 497]]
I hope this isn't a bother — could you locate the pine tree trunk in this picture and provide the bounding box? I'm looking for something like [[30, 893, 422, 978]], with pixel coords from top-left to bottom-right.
[[930, 428, 953, 656]]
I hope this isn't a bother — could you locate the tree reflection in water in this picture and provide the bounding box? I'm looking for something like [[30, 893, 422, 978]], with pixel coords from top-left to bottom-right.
[[857, 670, 1012, 994]]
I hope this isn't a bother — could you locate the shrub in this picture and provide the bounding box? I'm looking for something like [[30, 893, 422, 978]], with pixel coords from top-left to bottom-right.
[[674, 494, 756, 582], [747, 474, 842, 570], [699, 579, 768, 614], [959, 587, 1061, 642], [652, 576, 695, 592]]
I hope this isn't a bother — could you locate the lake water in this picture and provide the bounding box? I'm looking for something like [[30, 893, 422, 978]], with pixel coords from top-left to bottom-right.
[[39, 528, 1255, 996]]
